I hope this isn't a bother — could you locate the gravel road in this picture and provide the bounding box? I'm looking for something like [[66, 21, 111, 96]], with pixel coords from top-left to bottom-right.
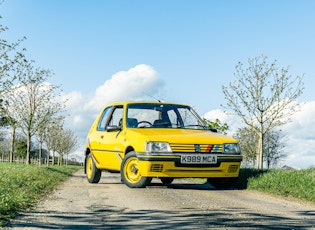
[[8, 169, 315, 229]]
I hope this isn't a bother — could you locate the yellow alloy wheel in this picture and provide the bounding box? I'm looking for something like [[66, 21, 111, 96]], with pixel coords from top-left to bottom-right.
[[120, 151, 152, 188], [85, 153, 101, 183], [124, 157, 141, 184], [86, 156, 93, 179]]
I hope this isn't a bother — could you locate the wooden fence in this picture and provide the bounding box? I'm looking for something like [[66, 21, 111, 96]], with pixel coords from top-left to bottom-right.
[[0, 156, 82, 166]]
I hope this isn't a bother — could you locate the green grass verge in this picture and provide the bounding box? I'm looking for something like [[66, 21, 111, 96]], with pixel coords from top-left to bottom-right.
[[244, 168, 315, 202], [189, 168, 315, 203], [0, 163, 81, 227]]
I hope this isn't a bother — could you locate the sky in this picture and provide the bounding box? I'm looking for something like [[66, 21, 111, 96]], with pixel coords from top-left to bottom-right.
[[1, 0, 315, 168]]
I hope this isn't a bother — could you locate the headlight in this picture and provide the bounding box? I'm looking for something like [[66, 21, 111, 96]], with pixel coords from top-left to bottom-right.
[[223, 143, 241, 154], [145, 142, 172, 153]]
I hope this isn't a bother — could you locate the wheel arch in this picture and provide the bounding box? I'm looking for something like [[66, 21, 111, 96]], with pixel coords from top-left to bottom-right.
[[124, 146, 135, 156]]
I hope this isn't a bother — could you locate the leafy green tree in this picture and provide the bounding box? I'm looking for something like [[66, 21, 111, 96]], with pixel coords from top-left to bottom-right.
[[222, 55, 304, 169], [15, 139, 27, 158], [203, 118, 229, 135]]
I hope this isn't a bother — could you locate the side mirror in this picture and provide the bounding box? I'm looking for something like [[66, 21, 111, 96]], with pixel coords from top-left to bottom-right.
[[106, 125, 121, 132], [209, 128, 217, 133]]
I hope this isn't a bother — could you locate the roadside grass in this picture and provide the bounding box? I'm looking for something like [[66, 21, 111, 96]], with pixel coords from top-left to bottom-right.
[[189, 167, 315, 203], [243, 168, 315, 202], [0, 163, 81, 227]]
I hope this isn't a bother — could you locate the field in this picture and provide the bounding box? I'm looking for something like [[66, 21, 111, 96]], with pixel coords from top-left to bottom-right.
[[0, 163, 314, 227]]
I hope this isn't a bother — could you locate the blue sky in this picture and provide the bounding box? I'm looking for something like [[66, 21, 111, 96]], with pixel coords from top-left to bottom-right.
[[1, 1, 315, 168]]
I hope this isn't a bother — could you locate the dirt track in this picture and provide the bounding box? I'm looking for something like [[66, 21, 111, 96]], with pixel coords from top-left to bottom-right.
[[8, 169, 315, 229]]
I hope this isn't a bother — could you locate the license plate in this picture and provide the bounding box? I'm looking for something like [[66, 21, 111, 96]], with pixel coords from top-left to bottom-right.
[[180, 154, 217, 164]]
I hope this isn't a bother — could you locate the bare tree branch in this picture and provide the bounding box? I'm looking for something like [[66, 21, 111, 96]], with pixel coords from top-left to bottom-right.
[[222, 54, 304, 169]]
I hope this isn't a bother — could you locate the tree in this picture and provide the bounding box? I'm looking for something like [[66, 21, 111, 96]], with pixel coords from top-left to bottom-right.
[[0, 129, 9, 161], [203, 118, 229, 134], [44, 118, 64, 165], [55, 128, 78, 165], [1, 60, 65, 164], [0, 99, 18, 162], [15, 138, 27, 158], [234, 127, 285, 168], [0, 17, 26, 162], [0, 17, 26, 93], [264, 130, 286, 168], [233, 127, 257, 168], [35, 114, 65, 165], [222, 55, 304, 169]]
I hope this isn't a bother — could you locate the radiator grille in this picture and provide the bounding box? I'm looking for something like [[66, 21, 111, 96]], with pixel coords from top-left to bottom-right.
[[170, 143, 222, 153]]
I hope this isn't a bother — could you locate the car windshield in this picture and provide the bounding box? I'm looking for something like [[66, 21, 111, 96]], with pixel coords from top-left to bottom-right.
[[126, 103, 208, 129]]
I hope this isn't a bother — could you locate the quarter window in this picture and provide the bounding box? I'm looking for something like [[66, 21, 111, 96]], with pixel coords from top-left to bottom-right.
[[98, 106, 112, 131], [108, 107, 123, 127]]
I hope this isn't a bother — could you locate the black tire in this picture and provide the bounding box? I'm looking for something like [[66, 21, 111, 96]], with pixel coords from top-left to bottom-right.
[[120, 151, 152, 188], [207, 177, 238, 189], [86, 153, 101, 183], [161, 178, 174, 185]]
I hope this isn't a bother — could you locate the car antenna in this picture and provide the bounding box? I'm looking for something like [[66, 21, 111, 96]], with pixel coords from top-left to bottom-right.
[[143, 92, 163, 102]]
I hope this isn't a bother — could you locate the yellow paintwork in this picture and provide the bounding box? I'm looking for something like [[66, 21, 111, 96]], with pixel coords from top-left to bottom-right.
[[85, 101, 242, 178]]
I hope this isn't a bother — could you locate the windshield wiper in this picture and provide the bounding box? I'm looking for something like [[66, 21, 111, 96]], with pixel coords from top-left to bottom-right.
[[184, 124, 208, 129]]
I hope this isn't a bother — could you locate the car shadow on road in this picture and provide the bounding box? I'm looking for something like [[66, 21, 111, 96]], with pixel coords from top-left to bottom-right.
[[10, 204, 314, 229]]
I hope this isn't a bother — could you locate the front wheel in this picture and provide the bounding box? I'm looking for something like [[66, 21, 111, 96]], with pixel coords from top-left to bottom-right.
[[121, 151, 152, 188], [207, 177, 238, 189], [86, 153, 101, 183]]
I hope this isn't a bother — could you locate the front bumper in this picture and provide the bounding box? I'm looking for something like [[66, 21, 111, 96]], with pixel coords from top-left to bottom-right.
[[136, 153, 242, 178]]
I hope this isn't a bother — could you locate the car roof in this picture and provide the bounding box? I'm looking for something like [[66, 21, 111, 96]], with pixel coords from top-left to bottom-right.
[[105, 101, 190, 107]]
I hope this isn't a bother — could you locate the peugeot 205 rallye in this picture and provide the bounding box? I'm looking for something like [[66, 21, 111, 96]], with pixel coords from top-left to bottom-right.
[[84, 101, 242, 188]]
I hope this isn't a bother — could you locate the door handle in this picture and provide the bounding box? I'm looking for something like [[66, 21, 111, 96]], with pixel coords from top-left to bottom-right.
[[100, 135, 104, 139]]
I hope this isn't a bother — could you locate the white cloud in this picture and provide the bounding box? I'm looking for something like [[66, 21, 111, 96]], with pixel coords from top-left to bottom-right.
[[203, 102, 315, 169], [88, 64, 164, 111], [63, 64, 165, 161], [280, 101, 315, 168]]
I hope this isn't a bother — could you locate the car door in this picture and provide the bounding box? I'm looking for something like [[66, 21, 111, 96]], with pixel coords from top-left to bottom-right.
[[93, 105, 125, 171]]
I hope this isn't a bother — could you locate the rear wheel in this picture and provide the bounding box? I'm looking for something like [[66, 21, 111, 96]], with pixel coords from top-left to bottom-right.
[[86, 154, 101, 183], [121, 151, 152, 188], [207, 177, 238, 189]]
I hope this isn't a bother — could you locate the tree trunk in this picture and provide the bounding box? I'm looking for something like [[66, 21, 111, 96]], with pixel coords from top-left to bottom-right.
[[26, 131, 31, 164], [38, 142, 42, 165], [52, 151, 55, 166], [252, 157, 255, 169], [257, 133, 264, 169], [9, 126, 16, 163]]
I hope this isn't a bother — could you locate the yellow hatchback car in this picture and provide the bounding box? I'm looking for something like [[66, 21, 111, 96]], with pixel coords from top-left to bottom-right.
[[84, 101, 242, 188]]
